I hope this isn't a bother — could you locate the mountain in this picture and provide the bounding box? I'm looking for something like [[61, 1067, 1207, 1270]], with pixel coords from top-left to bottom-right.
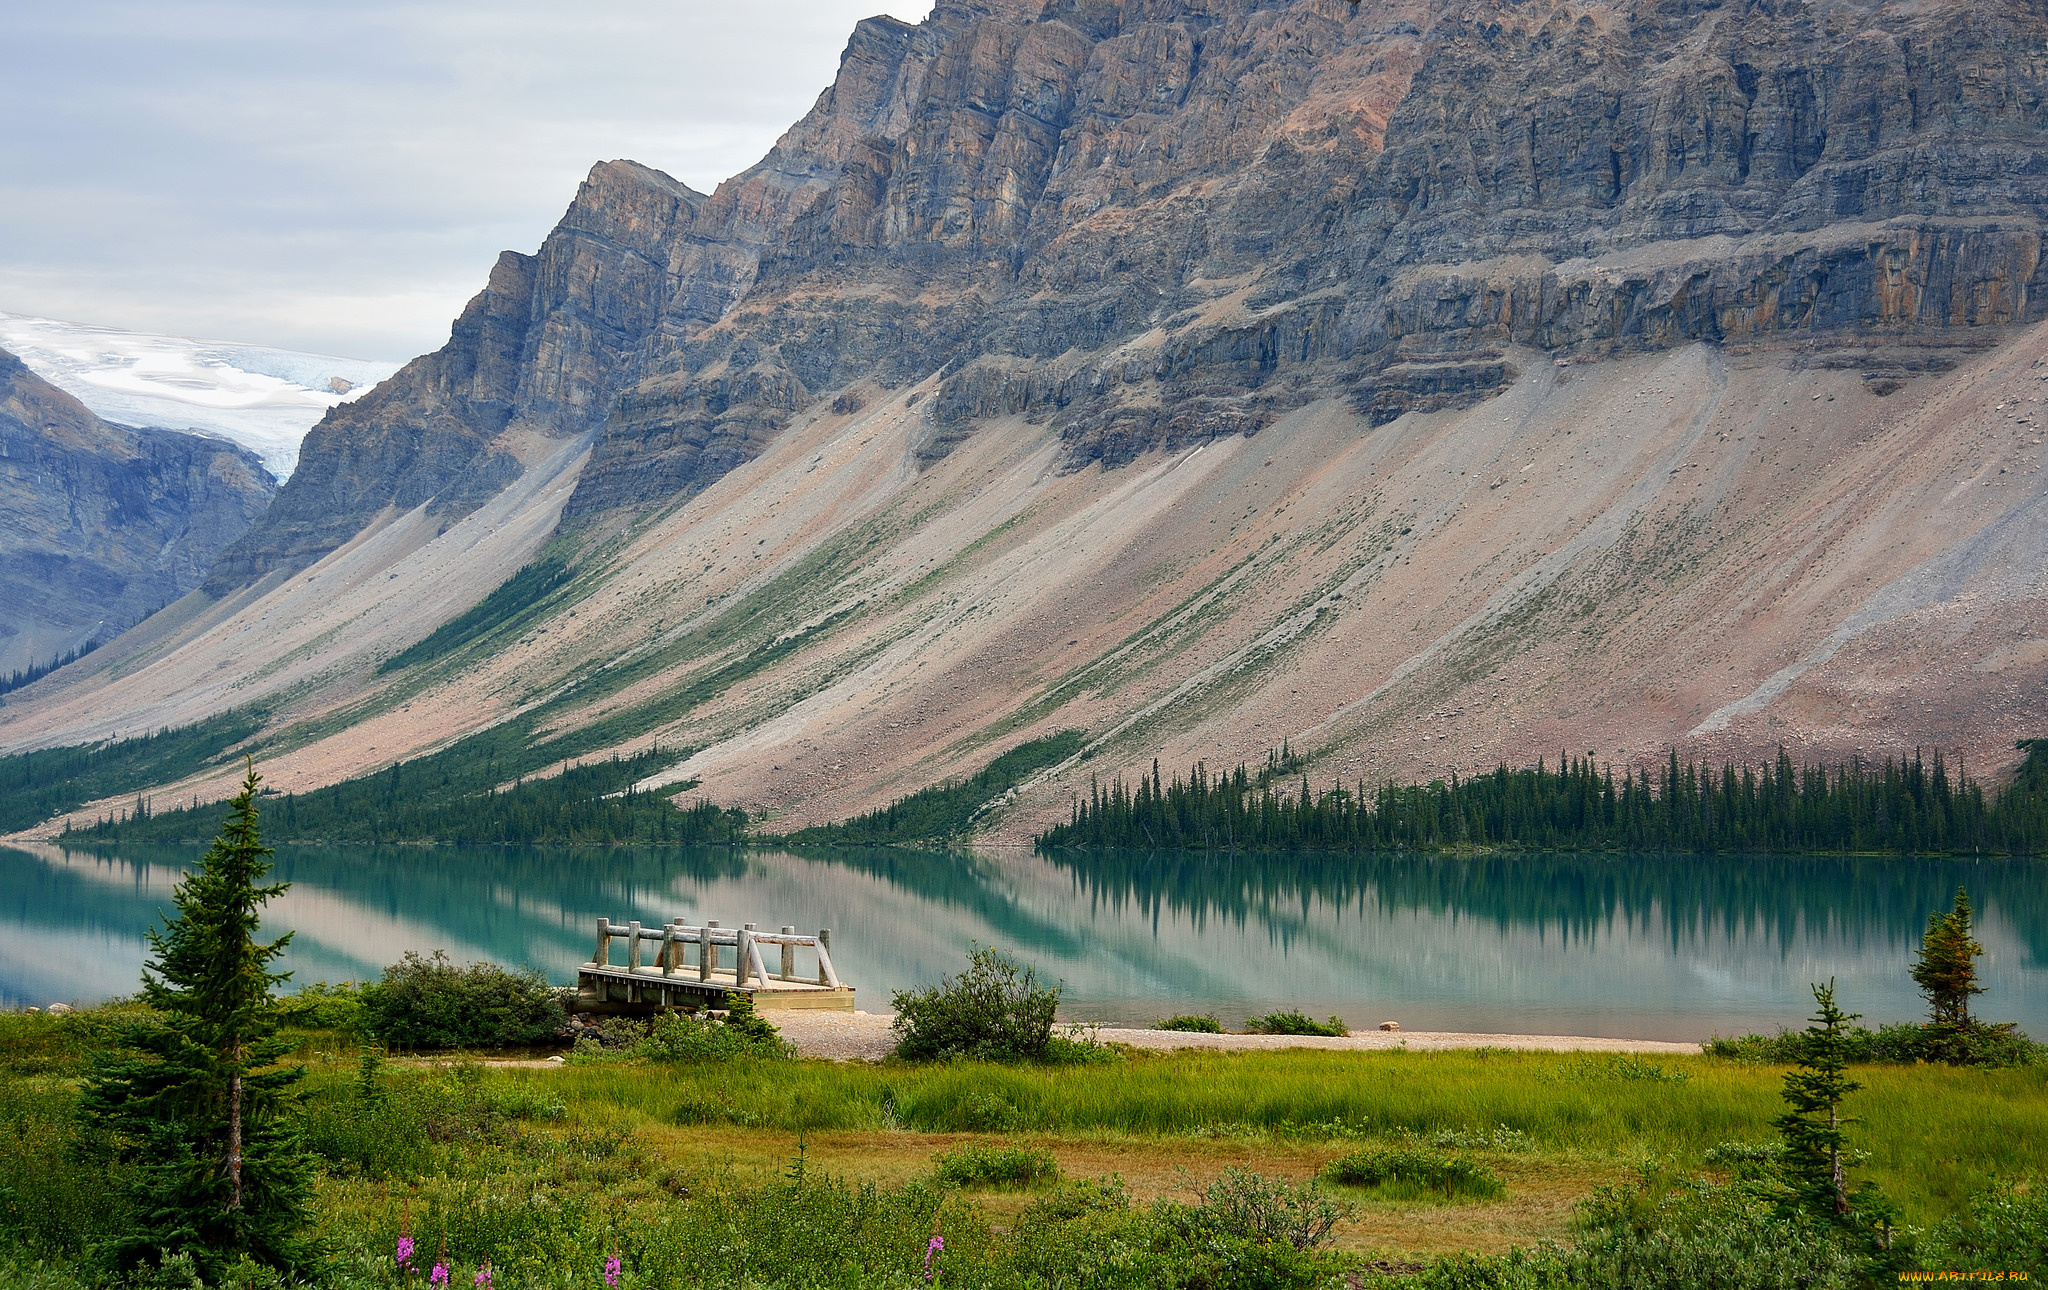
[[0, 313, 400, 480], [0, 347, 277, 679], [4, 0, 2045, 836]]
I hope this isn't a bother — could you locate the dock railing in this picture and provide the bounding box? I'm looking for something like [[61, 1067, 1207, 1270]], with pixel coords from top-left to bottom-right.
[[578, 917, 853, 1012]]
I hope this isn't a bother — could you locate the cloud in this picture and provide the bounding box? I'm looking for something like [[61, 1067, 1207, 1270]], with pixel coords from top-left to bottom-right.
[[0, 2, 936, 360]]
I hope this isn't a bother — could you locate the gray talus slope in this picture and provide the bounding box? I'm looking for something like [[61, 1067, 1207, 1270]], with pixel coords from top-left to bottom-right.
[[0, 348, 275, 678]]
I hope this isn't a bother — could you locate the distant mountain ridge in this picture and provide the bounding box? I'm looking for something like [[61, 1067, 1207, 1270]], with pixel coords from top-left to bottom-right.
[[0, 347, 276, 678]]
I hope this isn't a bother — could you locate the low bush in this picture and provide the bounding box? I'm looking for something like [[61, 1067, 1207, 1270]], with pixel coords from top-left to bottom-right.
[[1173, 1167, 1355, 1251], [1248, 1010, 1348, 1037], [275, 981, 367, 1034], [997, 1175, 1354, 1290], [1703, 1021, 2044, 1067], [1323, 1146, 1505, 1201], [891, 946, 1062, 1062], [1362, 1175, 1869, 1288], [1155, 1014, 1223, 1033], [931, 1144, 1061, 1188], [359, 952, 564, 1050], [1920, 1181, 2048, 1276], [571, 996, 793, 1064]]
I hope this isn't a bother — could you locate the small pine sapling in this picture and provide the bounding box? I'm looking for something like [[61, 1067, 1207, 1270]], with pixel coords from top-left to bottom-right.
[[1773, 980, 1861, 1224], [79, 760, 313, 1274], [1911, 886, 1987, 1063]]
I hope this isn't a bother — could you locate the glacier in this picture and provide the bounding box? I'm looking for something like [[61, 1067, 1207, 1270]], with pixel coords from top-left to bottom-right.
[[0, 312, 399, 480]]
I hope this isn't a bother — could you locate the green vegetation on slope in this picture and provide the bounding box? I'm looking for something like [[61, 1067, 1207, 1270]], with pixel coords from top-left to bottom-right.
[[1042, 743, 2048, 855], [70, 744, 746, 846], [786, 730, 1085, 844], [375, 556, 573, 675], [0, 706, 268, 833], [0, 641, 99, 698]]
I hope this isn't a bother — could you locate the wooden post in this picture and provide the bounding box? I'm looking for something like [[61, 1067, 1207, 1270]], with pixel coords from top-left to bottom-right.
[[660, 923, 678, 976], [701, 921, 718, 981], [626, 921, 643, 972], [817, 929, 836, 987], [738, 924, 756, 987], [594, 918, 612, 967], [780, 926, 796, 981]]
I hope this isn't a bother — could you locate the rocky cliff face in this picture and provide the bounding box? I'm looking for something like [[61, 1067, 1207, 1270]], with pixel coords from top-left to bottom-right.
[[0, 348, 275, 675], [210, 0, 2048, 588], [33, 0, 2043, 833]]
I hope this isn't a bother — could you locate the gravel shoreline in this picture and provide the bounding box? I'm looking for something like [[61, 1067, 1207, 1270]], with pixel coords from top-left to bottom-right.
[[770, 1010, 1702, 1062]]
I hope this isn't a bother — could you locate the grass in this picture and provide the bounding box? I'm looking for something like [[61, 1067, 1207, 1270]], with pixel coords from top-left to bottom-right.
[[509, 1046, 2043, 1224], [1323, 1146, 1506, 1201], [3, 1011, 2044, 1279], [932, 1144, 1062, 1188]]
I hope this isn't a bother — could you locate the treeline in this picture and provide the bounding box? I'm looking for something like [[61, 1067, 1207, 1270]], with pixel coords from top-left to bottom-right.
[[1039, 742, 2048, 855], [0, 708, 269, 834], [69, 745, 748, 847], [0, 640, 98, 698], [786, 730, 1084, 845]]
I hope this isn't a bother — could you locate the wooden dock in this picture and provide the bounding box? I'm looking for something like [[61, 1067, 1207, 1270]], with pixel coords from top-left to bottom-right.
[[576, 917, 855, 1013]]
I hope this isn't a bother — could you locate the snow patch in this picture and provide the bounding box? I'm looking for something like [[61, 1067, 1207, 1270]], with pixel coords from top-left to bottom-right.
[[0, 312, 400, 480]]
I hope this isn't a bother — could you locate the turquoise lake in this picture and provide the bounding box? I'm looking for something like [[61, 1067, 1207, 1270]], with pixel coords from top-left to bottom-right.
[[2, 842, 2042, 1040]]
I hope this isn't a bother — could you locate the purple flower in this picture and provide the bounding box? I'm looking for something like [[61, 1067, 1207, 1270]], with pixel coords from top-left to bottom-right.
[[603, 1255, 621, 1289], [923, 1235, 945, 1282], [396, 1236, 416, 1269], [429, 1265, 448, 1287], [474, 1265, 492, 1289]]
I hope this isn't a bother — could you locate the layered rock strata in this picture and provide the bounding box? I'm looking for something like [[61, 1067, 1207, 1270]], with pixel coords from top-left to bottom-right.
[[211, 0, 2048, 588]]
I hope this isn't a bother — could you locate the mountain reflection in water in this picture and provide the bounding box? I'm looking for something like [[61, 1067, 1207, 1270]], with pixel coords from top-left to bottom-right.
[[1, 842, 2040, 1041]]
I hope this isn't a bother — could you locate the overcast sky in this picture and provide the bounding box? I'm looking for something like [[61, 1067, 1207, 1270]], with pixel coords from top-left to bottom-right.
[[0, 2, 935, 361]]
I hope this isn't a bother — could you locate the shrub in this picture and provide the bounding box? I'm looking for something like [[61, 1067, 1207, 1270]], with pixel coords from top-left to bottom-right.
[[275, 981, 367, 1033], [1155, 1014, 1224, 1033], [574, 997, 794, 1064], [998, 1176, 1353, 1290], [1323, 1146, 1505, 1201], [1248, 1010, 1348, 1037], [1702, 1021, 2043, 1067], [1921, 1181, 2048, 1276], [932, 1144, 1061, 1188], [359, 952, 564, 1050], [1171, 1167, 1354, 1251], [892, 946, 1062, 1062]]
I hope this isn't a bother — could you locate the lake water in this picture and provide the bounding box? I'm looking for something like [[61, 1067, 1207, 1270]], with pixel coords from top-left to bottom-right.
[[2, 842, 2043, 1041]]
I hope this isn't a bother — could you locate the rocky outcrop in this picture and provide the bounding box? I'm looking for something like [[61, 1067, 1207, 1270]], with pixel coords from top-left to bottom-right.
[[0, 348, 275, 675], [210, 0, 2048, 576], [205, 161, 704, 589]]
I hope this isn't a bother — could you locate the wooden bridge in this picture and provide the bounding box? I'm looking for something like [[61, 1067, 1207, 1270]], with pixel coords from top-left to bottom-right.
[[576, 917, 855, 1013]]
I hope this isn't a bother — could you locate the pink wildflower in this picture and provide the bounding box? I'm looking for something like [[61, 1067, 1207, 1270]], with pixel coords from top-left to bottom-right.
[[603, 1255, 622, 1289], [429, 1265, 448, 1287], [396, 1235, 416, 1269], [474, 1264, 492, 1289], [923, 1235, 945, 1282]]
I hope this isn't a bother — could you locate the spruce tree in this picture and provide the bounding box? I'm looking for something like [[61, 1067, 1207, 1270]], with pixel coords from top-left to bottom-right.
[[1910, 886, 1986, 1062], [80, 761, 312, 1273], [1774, 980, 1861, 1224]]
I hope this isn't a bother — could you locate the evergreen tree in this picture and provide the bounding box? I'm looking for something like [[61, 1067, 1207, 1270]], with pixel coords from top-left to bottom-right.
[[1911, 886, 1987, 1063], [79, 761, 313, 1274], [1773, 981, 1862, 1225]]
